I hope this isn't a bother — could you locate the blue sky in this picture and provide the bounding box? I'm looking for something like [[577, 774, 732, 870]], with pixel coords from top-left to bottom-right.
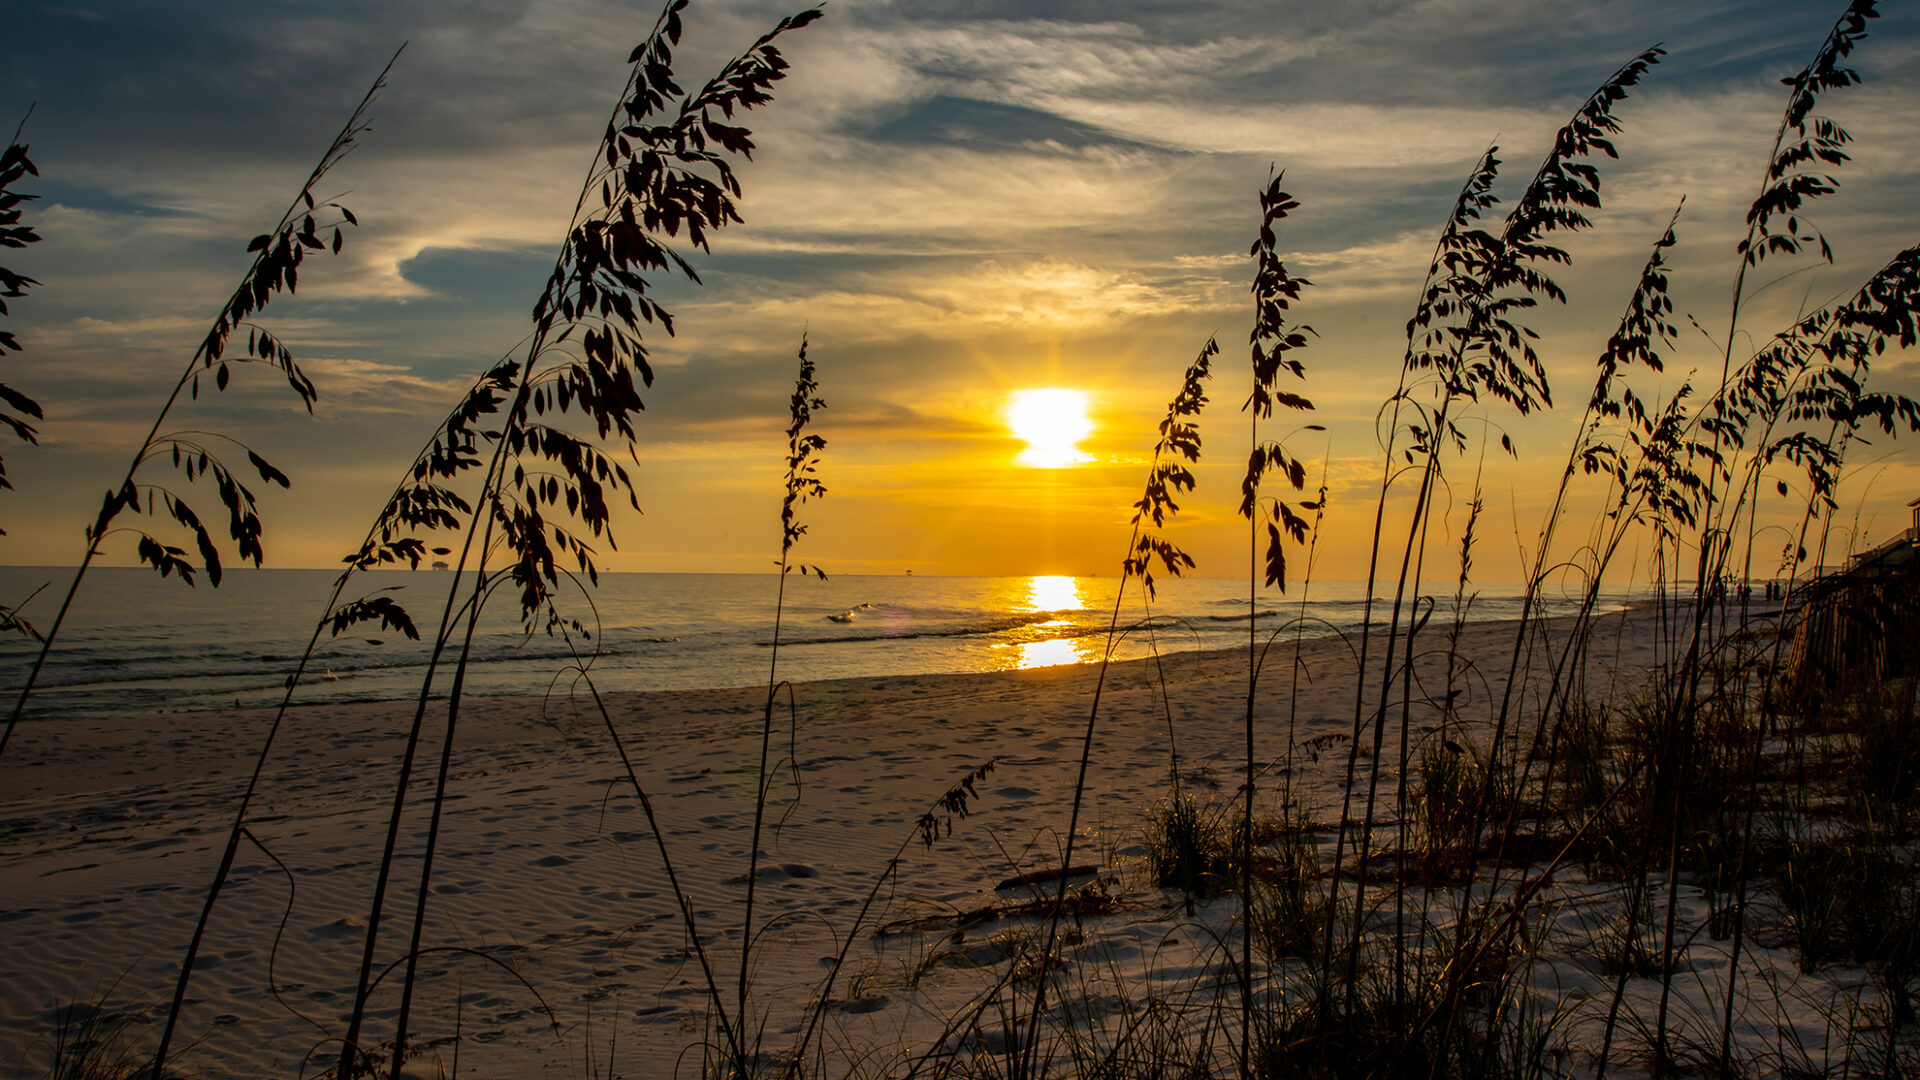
[[5, 0, 1918, 580]]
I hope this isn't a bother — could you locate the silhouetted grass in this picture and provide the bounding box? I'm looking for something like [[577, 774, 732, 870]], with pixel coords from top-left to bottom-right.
[[322, 7, 823, 1077], [39, 999, 143, 1080], [1, 106, 44, 514], [0, 52, 395, 767], [1142, 791, 1230, 897], [1, 110, 46, 642]]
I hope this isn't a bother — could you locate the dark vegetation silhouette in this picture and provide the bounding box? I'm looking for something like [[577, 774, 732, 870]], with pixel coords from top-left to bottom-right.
[[255, 6, 824, 1077], [121, 4, 828, 1074], [0, 51, 400, 763], [0, 107, 43, 517], [1, 108, 44, 640], [977, 4, 1920, 1078], [12, 0, 1920, 1078], [739, 334, 828, 1054]]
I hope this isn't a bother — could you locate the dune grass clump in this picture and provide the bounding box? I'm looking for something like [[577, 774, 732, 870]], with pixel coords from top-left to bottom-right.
[[38, 999, 145, 1080], [1249, 818, 1329, 966], [1245, 947, 1552, 1080], [1143, 791, 1230, 896], [1415, 735, 1523, 878]]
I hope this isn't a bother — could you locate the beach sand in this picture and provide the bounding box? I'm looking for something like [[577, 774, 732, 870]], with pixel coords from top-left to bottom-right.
[[0, 603, 1858, 1078]]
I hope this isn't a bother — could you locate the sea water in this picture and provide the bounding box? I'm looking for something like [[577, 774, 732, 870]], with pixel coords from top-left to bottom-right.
[[0, 567, 1631, 717]]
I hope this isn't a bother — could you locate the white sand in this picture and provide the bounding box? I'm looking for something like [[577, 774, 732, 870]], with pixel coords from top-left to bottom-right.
[[0, 603, 1876, 1078]]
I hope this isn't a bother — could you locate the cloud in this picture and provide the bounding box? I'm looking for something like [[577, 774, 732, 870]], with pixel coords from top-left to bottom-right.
[[677, 256, 1237, 344], [868, 18, 1307, 103], [301, 355, 488, 415]]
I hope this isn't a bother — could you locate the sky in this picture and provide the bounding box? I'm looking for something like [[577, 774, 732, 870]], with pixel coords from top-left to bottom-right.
[[4, 0, 1919, 585]]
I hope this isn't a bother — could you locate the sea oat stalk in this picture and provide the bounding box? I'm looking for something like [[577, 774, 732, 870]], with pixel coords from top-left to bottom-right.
[[0, 51, 397, 762]]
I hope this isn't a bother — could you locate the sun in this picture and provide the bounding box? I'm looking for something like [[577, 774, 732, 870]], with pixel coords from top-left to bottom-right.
[[1007, 389, 1093, 468]]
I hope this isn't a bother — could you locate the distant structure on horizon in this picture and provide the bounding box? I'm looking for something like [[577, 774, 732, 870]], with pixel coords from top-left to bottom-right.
[[432, 560, 449, 571]]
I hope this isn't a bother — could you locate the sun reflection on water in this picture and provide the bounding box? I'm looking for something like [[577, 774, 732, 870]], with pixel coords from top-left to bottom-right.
[[1012, 637, 1090, 670], [1025, 575, 1083, 615], [995, 576, 1092, 670]]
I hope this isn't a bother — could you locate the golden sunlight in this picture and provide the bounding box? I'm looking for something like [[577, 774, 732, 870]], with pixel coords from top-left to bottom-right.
[[1012, 638, 1088, 669], [1024, 574, 1083, 615], [1007, 389, 1092, 467]]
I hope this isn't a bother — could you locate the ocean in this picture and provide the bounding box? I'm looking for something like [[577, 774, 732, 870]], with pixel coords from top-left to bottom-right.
[[0, 567, 1631, 718]]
